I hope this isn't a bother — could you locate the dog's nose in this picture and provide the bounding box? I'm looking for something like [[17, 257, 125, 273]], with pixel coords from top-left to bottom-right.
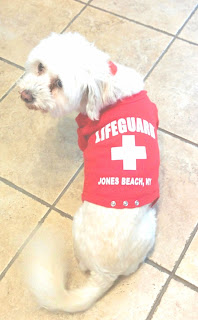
[[21, 90, 34, 103]]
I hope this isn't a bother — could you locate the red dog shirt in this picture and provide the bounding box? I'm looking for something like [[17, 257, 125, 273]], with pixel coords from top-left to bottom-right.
[[76, 90, 160, 209]]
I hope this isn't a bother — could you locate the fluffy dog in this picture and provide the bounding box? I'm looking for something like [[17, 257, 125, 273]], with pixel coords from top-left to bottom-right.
[[19, 32, 159, 313]]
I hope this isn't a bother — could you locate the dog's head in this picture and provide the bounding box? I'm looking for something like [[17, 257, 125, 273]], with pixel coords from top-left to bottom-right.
[[19, 32, 115, 120]]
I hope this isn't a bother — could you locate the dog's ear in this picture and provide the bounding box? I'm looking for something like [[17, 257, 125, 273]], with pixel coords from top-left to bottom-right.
[[86, 79, 105, 121]]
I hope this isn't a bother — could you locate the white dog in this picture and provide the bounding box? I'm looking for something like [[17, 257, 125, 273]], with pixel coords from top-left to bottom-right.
[[19, 32, 160, 313]]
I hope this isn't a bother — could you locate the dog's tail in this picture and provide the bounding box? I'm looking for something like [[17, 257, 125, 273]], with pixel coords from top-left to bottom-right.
[[24, 231, 116, 313]]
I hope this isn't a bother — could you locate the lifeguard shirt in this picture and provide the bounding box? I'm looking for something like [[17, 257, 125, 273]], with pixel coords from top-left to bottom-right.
[[76, 90, 160, 209]]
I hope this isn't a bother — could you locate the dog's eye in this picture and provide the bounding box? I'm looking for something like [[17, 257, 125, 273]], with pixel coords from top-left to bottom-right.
[[38, 63, 44, 73], [56, 79, 62, 88]]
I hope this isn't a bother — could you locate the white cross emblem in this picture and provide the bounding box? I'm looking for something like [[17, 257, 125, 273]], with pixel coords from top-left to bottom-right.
[[111, 135, 147, 170]]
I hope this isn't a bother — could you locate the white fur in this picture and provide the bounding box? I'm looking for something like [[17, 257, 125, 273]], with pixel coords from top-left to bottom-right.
[[20, 32, 157, 313]]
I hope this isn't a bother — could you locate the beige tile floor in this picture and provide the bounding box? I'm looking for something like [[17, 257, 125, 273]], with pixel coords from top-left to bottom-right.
[[0, 0, 198, 319]]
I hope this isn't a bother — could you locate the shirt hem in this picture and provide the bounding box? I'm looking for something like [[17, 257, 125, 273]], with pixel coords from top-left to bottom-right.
[[81, 191, 159, 209]]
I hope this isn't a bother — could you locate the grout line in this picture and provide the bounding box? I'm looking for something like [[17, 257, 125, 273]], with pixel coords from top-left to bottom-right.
[[0, 0, 92, 103], [143, 37, 175, 81], [0, 57, 25, 71], [49, 207, 72, 220], [0, 161, 83, 280], [0, 162, 83, 212], [0, 72, 25, 103], [0, 178, 75, 222], [171, 222, 198, 274], [0, 176, 53, 208], [73, 2, 198, 49], [145, 276, 172, 320], [176, 36, 198, 47], [53, 162, 84, 206], [158, 127, 198, 148], [0, 175, 77, 222], [146, 221, 198, 319], [61, 0, 94, 34], [0, 82, 18, 103], [53, 206, 73, 219], [0, 175, 72, 220], [0, 207, 52, 281], [144, 4, 198, 81], [0, 164, 84, 280], [0, 74, 23, 103], [0, 3, 196, 79], [86, 4, 198, 84], [88, 4, 175, 38], [146, 259, 171, 276], [173, 274, 198, 293], [73, 0, 87, 4], [147, 259, 198, 293]]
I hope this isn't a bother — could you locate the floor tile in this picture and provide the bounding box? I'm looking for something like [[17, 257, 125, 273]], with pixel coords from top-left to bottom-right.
[[0, 210, 72, 320], [67, 6, 172, 76], [56, 169, 84, 216], [0, 210, 168, 320], [179, 11, 198, 43], [78, 265, 168, 320], [0, 182, 48, 274], [176, 231, 198, 287], [0, 61, 23, 100], [152, 279, 198, 320], [0, 0, 84, 66], [146, 39, 198, 144], [0, 88, 83, 203], [150, 132, 198, 270], [91, 0, 198, 34]]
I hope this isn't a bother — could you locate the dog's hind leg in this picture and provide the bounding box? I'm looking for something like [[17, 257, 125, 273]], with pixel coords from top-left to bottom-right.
[[122, 206, 156, 277]]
